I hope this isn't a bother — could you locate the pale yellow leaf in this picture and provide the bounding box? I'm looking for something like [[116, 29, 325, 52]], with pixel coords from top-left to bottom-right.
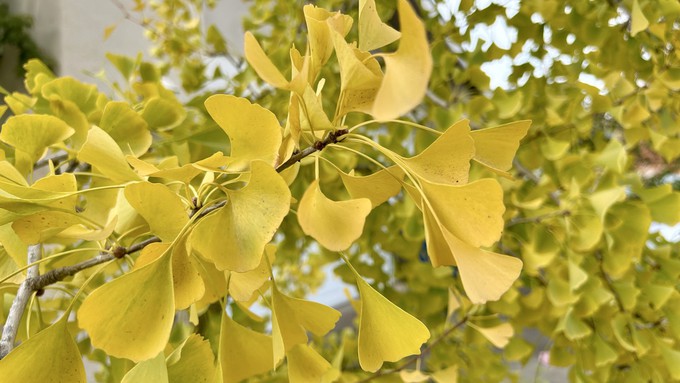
[[228, 244, 276, 302], [166, 334, 216, 383], [220, 313, 273, 383], [124, 182, 188, 242], [359, 0, 401, 51], [470, 120, 531, 176], [77, 126, 141, 182], [338, 166, 404, 208], [631, 0, 649, 36], [468, 322, 514, 348], [244, 32, 289, 89], [297, 179, 372, 251], [287, 344, 340, 383], [121, 352, 168, 383]]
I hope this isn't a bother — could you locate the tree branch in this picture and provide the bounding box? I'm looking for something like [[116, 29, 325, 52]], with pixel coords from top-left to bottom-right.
[[0, 244, 41, 358]]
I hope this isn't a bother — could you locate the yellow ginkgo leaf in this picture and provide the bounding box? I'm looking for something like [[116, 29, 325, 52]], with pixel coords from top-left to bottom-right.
[[371, 0, 432, 121], [124, 182, 188, 242], [191, 161, 290, 272], [358, 0, 401, 51], [228, 244, 276, 302], [100, 101, 152, 157], [166, 334, 216, 383], [400, 370, 431, 382], [244, 31, 289, 89], [0, 316, 86, 383], [220, 313, 274, 383], [78, 252, 174, 362], [352, 266, 430, 372], [421, 179, 505, 248], [298, 85, 334, 134], [0, 114, 74, 173], [120, 352, 168, 383], [12, 210, 83, 244], [297, 179, 372, 251], [303, 5, 353, 79], [468, 322, 514, 348], [271, 285, 341, 365], [432, 365, 459, 383], [78, 126, 141, 182], [338, 166, 404, 208], [287, 344, 340, 383], [469, 120, 531, 177], [204, 95, 282, 170], [631, 0, 649, 36], [398, 120, 474, 185], [423, 208, 521, 303]]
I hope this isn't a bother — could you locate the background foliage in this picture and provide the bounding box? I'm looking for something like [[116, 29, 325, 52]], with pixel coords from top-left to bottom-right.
[[0, 0, 679, 382]]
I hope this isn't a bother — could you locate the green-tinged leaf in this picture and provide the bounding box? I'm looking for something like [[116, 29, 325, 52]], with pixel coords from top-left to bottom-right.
[[204, 95, 282, 170], [559, 308, 592, 340], [0, 316, 86, 382], [593, 335, 619, 367], [398, 120, 474, 185], [358, 0, 401, 51], [78, 252, 174, 362], [0, 115, 74, 173], [271, 285, 341, 364], [568, 213, 603, 252], [77, 126, 141, 182], [303, 5, 353, 77], [468, 322, 514, 348], [41, 76, 101, 116], [100, 101, 152, 157], [371, 0, 432, 121], [338, 166, 404, 208], [228, 244, 276, 302], [166, 334, 216, 383], [141, 98, 186, 130], [400, 370, 430, 382], [630, 0, 649, 36], [121, 352, 168, 383], [349, 264, 430, 372], [431, 365, 458, 383], [24, 59, 55, 95], [287, 344, 340, 383], [192, 161, 290, 271], [220, 313, 273, 383], [658, 340, 680, 380], [470, 120, 531, 176], [297, 179, 372, 251], [568, 260, 588, 291], [124, 182, 188, 242], [611, 313, 636, 352]]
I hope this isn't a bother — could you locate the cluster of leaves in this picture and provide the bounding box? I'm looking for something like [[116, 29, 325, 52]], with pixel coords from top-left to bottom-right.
[[0, 1, 532, 382], [242, 0, 680, 381]]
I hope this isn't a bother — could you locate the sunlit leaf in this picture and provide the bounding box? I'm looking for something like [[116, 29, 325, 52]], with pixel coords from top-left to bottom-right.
[[121, 352, 168, 383], [470, 120, 531, 177], [77, 126, 141, 182], [630, 0, 649, 36], [220, 313, 273, 383], [0, 316, 86, 382], [100, 101, 152, 157], [468, 322, 514, 348], [12, 210, 83, 244], [244, 31, 289, 89], [204, 95, 282, 170], [166, 334, 216, 383], [371, 0, 432, 121], [400, 369, 430, 382], [271, 284, 341, 364], [297, 179, 372, 251], [191, 161, 290, 271], [303, 5, 353, 79], [358, 0, 401, 51], [338, 166, 404, 208], [349, 263, 430, 372], [124, 182, 189, 242], [228, 244, 275, 302], [78, 252, 174, 362], [141, 97, 186, 131], [287, 344, 340, 383], [431, 365, 459, 383]]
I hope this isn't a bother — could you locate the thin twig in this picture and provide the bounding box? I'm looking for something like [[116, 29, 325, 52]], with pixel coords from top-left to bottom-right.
[[357, 315, 469, 382], [506, 210, 571, 228], [0, 244, 41, 358]]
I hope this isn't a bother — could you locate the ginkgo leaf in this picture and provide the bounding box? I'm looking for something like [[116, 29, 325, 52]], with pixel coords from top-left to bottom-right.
[[78, 251, 174, 362], [397, 119, 474, 185], [297, 85, 334, 134], [78, 126, 141, 182], [593, 336, 619, 367], [191, 161, 290, 272], [121, 352, 168, 383], [358, 0, 401, 51], [124, 182, 188, 242], [351, 266, 430, 372], [469, 120, 531, 177], [297, 179, 372, 251], [0, 316, 86, 383], [371, 0, 432, 121], [303, 5, 353, 78], [431, 365, 459, 383], [338, 166, 404, 208], [401, 370, 430, 382], [287, 344, 340, 383], [271, 285, 341, 365], [630, 0, 648, 36], [421, 178, 505, 248], [204, 95, 282, 170], [220, 313, 274, 383], [0, 114, 74, 173], [468, 322, 514, 348], [244, 31, 289, 89], [228, 244, 276, 301], [423, 207, 521, 303], [166, 334, 216, 383], [100, 101, 152, 157], [12, 210, 83, 244], [141, 97, 186, 131], [41, 76, 101, 117]]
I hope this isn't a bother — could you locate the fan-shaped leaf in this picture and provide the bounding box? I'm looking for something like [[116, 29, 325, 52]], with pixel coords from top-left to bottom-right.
[[287, 344, 340, 383], [220, 313, 274, 383], [358, 0, 401, 51]]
